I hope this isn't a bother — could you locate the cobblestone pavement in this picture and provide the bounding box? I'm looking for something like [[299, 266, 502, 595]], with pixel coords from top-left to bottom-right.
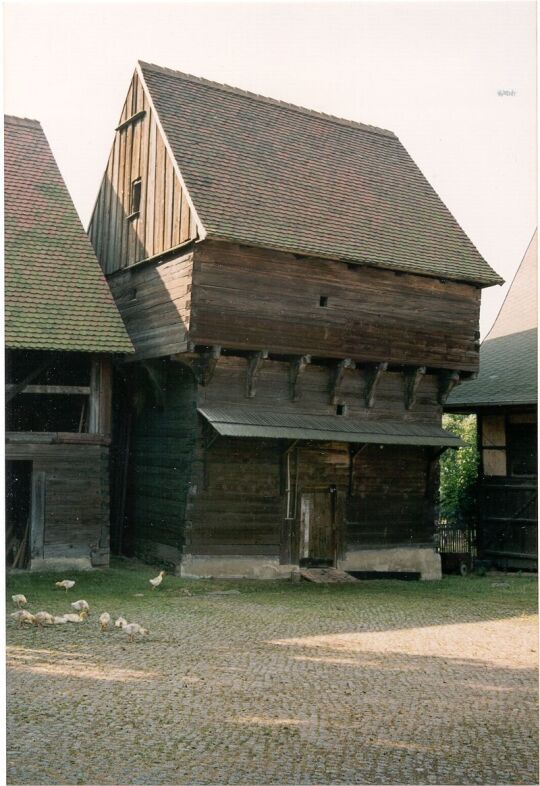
[[6, 572, 539, 785]]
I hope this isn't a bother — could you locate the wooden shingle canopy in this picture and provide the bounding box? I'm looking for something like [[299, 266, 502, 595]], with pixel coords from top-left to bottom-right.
[[137, 60, 502, 287], [447, 230, 537, 409], [4, 115, 133, 354]]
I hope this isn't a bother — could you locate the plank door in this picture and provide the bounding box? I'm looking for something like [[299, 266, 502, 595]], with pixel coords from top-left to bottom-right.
[[299, 490, 335, 567]]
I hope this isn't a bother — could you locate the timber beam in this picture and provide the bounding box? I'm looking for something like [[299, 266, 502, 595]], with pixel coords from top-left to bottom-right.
[[330, 358, 355, 405], [364, 362, 388, 408], [289, 355, 311, 401], [246, 350, 269, 398], [194, 346, 222, 386], [404, 366, 426, 410], [437, 370, 460, 405], [5, 360, 51, 404]]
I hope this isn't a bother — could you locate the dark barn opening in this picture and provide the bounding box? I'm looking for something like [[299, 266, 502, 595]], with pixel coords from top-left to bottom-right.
[[6, 460, 33, 569]]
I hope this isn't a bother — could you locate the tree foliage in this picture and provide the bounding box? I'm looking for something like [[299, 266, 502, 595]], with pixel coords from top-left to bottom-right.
[[439, 414, 479, 524]]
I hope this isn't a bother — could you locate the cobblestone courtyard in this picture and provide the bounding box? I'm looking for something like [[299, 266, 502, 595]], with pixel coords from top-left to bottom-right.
[[6, 566, 539, 785]]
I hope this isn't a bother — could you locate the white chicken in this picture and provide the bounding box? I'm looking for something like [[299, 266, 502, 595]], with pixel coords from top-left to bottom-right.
[[10, 610, 35, 627], [12, 594, 27, 608], [149, 570, 165, 590], [115, 616, 128, 629], [33, 611, 54, 627], [99, 612, 111, 631], [62, 613, 84, 623], [122, 622, 149, 643], [55, 580, 75, 591], [70, 600, 90, 618]]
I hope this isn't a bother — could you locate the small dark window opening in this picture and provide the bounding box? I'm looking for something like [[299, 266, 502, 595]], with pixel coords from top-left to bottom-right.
[[319, 296, 328, 307], [336, 404, 347, 416], [130, 178, 142, 216]]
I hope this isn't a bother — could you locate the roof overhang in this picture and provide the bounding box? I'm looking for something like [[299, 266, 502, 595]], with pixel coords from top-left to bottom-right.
[[198, 407, 464, 448]]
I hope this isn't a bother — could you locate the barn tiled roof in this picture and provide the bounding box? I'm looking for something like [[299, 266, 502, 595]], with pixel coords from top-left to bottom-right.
[[139, 61, 502, 287], [5, 116, 133, 353], [447, 231, 537, 408]]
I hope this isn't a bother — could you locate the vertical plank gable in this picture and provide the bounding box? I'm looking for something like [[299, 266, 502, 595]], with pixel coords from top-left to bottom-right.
[[88, 70, 199, 274]]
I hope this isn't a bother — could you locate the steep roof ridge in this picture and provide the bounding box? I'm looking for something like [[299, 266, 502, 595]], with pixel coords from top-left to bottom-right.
[[138, 60, 396, 140], [5, 115, 41, 129]]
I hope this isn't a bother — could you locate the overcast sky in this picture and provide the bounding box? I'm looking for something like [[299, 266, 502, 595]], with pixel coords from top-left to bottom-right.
[[4, 0, 536, 336]]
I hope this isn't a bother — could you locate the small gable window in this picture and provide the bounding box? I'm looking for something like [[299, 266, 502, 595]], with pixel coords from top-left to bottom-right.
[[319, 295, 329, 307], [129, 178, 142, 218], [336, 404, 347, 416]]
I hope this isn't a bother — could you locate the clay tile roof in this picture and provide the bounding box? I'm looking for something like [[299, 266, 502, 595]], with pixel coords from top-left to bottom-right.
[[138, 61, 502, 287], [4, 115, 133, 353], [447, 231, 537, 408]]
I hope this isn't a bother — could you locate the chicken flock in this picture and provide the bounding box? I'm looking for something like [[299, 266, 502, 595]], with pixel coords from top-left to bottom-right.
[[9, 572, 163, 642]]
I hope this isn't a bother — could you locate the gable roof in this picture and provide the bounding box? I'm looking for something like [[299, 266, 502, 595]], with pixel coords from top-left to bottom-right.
[[447, 230, 537, 409], [4, 115, 133, 353], [138, 61, 502, 287]]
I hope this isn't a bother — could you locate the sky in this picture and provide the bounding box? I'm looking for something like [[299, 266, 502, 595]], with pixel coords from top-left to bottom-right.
[[4, 0, 537, 337]]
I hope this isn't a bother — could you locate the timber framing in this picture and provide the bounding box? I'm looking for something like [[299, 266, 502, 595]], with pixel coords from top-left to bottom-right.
[[404, 367, 426, 410], [330, 359, 355, 405], [438, 370, 460, 405], [245, 350, 268, 398], [289, 355, 311, 401]]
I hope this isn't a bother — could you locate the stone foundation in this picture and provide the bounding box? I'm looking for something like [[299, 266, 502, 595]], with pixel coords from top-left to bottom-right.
[[339, 547, 442, 580], [180, 555, 298, 579]]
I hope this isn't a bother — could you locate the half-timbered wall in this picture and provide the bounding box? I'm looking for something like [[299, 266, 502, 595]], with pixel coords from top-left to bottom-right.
[[88, 71, 197, 274], [191, 242, 481, 372]]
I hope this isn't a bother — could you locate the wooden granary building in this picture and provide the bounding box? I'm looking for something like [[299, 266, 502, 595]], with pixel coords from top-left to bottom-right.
[[5, 116, 133, 570], [447, 231, 537, 570], [88, 62, 502, 579]]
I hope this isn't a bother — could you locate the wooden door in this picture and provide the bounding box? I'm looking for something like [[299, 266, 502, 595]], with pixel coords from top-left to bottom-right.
[[299, 490, 335, 567]]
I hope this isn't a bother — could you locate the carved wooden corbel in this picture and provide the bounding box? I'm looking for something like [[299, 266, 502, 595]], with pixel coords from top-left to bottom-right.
[[329, 358, 355, 405], [194, 346, 221, 386], [364, 362, 388, 408], [289, 355, 311, 401], [404, 366, 426, 410], [437, 370, 460, 405], [246, 350, 268, 398]]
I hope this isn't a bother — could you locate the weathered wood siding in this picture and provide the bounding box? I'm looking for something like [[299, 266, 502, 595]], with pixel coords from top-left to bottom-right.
[[129, 362, 197, 564], [346, 445, 433, 549], [5, 441, 109, 561], [107, 251, 193, 360], [88, 70, 197, 274], [191, 242, 481, 372], [198, 355, 442, 423], [185, 430, 284, 558]]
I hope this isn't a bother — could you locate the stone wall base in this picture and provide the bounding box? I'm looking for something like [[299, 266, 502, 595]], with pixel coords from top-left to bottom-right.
[[30, 557, 94, 572], [180, 555, 297, 580], [339, 547, 442, 580]]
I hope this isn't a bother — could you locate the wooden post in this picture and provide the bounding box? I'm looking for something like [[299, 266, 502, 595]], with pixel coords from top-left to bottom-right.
[[364, 362, 388, 408], [99, 358, 113, 436], [404, 366, 426, 410], [88, 360, 101, 433], [195, 346, 221, 386], [30, 471, 46, 563], [289, 355, 311, 401], [246, 350, 268, 398]]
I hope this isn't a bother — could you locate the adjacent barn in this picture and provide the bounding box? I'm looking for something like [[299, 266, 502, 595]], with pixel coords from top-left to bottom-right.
[[5, 115, 133, 570], [447, 231, 537, 570], [88, 62, 503, 579]]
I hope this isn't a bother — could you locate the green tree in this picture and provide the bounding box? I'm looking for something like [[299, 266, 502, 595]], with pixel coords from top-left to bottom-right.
[[439, 414, 479, 524]]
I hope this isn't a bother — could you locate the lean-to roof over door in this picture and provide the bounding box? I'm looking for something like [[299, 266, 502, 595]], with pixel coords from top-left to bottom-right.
[[138, 60, 502, 287]]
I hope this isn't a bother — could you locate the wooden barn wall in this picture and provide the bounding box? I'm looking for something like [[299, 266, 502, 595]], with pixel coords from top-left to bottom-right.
[[5, 442, 109, 560], [191, 242, 481, 372], [185, 430, 284, 558], [197, 355, 442, 423], [129, 362, 197, 564], [346, 445, 434, 549], [107, 251, 193, 360], [88, 70, 197, 275]]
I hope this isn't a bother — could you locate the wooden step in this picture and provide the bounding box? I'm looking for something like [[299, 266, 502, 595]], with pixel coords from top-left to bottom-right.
[[299, 567, 358, 584]]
